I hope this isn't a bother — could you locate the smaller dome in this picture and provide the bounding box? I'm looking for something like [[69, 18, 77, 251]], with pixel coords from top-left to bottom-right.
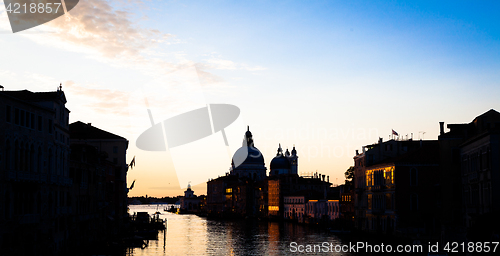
[[270, 155, 291, 170]]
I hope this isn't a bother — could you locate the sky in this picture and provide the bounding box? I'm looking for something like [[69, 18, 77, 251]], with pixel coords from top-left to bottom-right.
[[1, 0, 500, 197]]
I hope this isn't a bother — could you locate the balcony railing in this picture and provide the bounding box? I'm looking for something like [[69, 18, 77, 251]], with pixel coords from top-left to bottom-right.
[[5, 171, 72, 186]]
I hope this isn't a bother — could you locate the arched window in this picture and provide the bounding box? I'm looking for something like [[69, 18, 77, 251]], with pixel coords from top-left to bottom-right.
[[410, 168, 418, 186]]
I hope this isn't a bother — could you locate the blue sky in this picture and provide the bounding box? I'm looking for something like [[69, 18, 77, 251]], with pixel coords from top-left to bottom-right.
[[1, 0, 499, 196]]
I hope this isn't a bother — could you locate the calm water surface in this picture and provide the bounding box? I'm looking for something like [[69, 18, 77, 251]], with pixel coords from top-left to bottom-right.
[[127, 204, 357, 256]]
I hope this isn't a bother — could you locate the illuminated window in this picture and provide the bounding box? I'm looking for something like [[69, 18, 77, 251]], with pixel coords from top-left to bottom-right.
[[384, 167, 394, 185], [367, 194, 372, 210], [268, 206, 279, 211], [366, 171, 372, 186], [226, 188, 232, 193]]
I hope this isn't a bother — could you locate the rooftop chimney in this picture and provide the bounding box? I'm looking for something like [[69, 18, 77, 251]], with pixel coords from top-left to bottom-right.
[[356, 150, 359, 155], [439, 122, 444, 135]]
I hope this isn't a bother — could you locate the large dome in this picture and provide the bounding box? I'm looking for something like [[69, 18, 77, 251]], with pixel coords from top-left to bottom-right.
[[270, 155, 290, 170], [232, 146, 265, 167]]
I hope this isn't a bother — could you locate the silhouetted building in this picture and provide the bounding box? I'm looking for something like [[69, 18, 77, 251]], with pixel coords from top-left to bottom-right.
[[440, 109, 500, 241], [68, 143, 112, 249], [339, 184, 354, 228], [0, 87, 71, 255], [284, 195, 306, 222], [207, 128, 332, 219], [261, 172, 331, 219], [353, 138, 441, 239], [230, 126, 267, 181], [269, 144, 298, 176], [69, 121, 129, 223], [179, 183, 202, 213]]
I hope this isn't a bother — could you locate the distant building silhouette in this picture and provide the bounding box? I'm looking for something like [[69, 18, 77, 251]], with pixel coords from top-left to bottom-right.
[[179, 183, 202, 213], [207, 128, 335, 222]]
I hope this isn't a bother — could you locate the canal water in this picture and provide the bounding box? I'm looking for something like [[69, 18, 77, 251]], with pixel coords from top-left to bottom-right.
[[127, 204, 357, 256]]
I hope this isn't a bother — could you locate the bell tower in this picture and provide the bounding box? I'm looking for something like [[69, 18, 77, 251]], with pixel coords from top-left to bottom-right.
[[289, 145, 298, 175]]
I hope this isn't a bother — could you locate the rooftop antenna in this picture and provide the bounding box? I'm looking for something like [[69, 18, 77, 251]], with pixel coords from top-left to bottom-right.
[[419, 131, 426, 140]]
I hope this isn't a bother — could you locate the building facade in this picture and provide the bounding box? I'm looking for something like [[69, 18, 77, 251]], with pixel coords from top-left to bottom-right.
[[69, 121, 129, 223], [0, 88, 72, 255], [353, 138, 441, 239]]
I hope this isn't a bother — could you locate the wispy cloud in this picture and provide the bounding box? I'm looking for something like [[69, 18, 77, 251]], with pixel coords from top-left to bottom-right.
[[64, 80, 131, 116], [0, 0, 266, 85], [51, 0, 173, 58]]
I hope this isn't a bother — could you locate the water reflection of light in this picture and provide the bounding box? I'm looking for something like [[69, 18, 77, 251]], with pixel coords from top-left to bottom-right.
[[268, 221, 280, 255], [127, 204, 356, 256]]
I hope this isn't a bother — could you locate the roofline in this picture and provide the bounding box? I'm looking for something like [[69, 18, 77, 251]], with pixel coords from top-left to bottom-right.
[[0, 92, 57, 114]]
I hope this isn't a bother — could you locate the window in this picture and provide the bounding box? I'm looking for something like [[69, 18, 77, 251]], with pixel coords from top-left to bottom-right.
[[37, 116, 42, 131], [30, 113, 35, 129], [366, 171, 373, 186], [367, 194, 372, 210], [20, 110, 25, 126], [384, 167, 394, 185], [25, 111, 30, 128], [15, 108, 19, 125], [6, 106, 11, 122], [48, 119, 53, 134], [113, 146, 118, 154]]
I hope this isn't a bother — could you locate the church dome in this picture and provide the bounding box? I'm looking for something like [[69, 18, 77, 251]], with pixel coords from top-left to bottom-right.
[[231, 126, 265, 168], [232, 146, 265, 167], [270, 155, 290, 170]]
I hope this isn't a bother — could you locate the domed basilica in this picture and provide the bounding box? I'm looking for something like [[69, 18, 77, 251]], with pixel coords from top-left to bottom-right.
[[230, 127, 298, 179]]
